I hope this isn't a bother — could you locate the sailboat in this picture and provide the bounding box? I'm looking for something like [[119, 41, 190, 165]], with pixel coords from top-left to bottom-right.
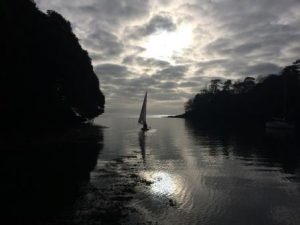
[[138, 91, 149, 131]]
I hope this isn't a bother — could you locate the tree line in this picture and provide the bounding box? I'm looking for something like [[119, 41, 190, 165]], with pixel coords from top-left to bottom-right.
[[183, 60, 300, 125]]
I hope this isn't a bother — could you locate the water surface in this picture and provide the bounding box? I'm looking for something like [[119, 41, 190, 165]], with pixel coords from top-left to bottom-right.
[[94, 116, 300, 225], [1, 116, 300, 225]]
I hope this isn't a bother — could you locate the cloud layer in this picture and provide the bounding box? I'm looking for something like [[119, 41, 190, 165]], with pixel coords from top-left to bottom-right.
[[36, 0, 300, 114]]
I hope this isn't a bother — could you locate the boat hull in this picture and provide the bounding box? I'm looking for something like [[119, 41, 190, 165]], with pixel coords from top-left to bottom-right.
[[266, 121, 294, 129]]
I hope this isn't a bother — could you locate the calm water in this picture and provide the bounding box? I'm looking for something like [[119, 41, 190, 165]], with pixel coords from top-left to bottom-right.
[[95, 116, 300, 225], [1, 116, 300, 225]]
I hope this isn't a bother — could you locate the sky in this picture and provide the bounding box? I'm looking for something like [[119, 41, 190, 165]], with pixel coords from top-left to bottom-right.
[[36, 0, 300, 115]]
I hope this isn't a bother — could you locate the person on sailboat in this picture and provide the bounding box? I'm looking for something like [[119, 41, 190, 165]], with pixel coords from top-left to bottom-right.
[[142, 122, 148, 131]]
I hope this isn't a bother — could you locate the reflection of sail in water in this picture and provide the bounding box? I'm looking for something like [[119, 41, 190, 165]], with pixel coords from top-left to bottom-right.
[[139, 131, 146, 162]]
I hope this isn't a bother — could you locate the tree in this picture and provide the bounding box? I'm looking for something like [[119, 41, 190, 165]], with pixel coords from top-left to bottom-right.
[[1, 0, 105, 129], [243, 77, 255, 92], [182, 60, 300, 124], [232, 80, 244, 94], [184, 98, 193, 112], [209, 79, 222, 94], [223, 79, 232, 92]]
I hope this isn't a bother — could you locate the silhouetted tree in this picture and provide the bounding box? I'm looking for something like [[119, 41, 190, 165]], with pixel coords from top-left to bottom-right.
[[243, 77, 255, 92], [209, 79, 222, 93], [232, 80, 244, 94], [223, 79, 232, 92], [0, 0, 105, 130], [185, 98, 193, 112]]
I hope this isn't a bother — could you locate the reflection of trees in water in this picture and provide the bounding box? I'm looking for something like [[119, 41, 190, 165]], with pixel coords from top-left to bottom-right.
[[185, 120, 300, 174], [0, 125, 103, 224]]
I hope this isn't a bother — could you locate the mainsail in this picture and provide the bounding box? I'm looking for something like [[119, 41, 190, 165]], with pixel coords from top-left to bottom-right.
[[138, 92, 147, 125]]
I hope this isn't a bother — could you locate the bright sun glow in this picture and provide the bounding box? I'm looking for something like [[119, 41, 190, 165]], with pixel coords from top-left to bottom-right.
[[143, 25, 193, 60]]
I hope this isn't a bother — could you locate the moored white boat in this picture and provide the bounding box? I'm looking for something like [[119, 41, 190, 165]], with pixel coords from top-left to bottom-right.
[[266, 119, 294, 130]]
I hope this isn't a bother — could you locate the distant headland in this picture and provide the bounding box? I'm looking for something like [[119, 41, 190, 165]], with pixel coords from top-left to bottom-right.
[[172, 60, 300, 128]]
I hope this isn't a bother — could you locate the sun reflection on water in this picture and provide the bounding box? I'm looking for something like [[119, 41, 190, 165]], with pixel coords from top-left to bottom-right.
[[143, 171, 180, 196]]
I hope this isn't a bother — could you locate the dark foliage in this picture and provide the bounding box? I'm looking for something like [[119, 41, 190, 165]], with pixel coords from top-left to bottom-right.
[[0, 0, 105, 130], [184, 60, 300, 125]]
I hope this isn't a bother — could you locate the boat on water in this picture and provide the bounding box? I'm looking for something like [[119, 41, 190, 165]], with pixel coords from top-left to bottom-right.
[[138, 91, 149, 131], [265, 75, 294, 131], [266, 118, 294, 130]]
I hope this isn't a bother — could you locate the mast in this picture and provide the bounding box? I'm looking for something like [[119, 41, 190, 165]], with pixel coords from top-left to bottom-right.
[[138, 92, 147, 125]]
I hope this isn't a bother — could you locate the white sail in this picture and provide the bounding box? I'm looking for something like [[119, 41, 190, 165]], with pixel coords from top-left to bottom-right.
[[138, 92, 147, 125]]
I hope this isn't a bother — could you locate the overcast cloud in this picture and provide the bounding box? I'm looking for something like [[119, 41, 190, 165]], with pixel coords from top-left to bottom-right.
[[36, 0, 300, 115]]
